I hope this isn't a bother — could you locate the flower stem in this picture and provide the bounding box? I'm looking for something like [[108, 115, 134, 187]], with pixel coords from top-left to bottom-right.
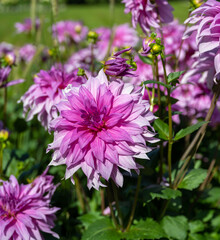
[[125, 175, 142, 232], [106, 182, 120, 229], [161, 57, 173, 187], [73, 174, 86, 213], [112, 180, 123, 229], [3, 85, 7, 126], [30, 0, 36, 38], [173, 84, 220, 189], [0, 142, 3, 178]]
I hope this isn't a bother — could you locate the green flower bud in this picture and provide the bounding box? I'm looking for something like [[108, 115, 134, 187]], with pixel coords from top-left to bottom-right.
[[75, 24, 82, 34], [77, 67, 85, 76], [87, 31, 99, 44], [0, 130, 9, 141]]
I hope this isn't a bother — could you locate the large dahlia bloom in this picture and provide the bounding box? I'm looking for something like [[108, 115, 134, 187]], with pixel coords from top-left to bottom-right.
[[19, 66, 86, 129], [184, 0, 220, 83], [0, 170, 59, 240], [122, 0, 173, 34], [47, 70, 157, 190]]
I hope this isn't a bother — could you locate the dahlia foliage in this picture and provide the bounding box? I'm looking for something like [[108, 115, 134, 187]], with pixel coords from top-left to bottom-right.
[[2, 0, 220, 239]]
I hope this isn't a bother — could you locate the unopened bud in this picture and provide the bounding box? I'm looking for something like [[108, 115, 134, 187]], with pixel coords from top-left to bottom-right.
[[87, 31, 99, 44], [5, 53, 16, 66], [77, 67, 85, 76], [0, 130, 9, 141], [75, 24, 82, 34], [191, 0, 203, 8], [150, 43, 164, 55]]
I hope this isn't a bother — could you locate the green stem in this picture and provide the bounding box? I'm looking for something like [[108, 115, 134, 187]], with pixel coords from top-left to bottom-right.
[[73, 175, 86, 213], [125, 176, 142, 232], [173, 84, 220, 188], [112, 180, 123, 229], [91, 44, 95, 76], [3, 85, 7, 126], [106, 182, 120, 229], [30, 0, 37, 39], [161, 57, 173, 187], [0, 143, 3, 178]]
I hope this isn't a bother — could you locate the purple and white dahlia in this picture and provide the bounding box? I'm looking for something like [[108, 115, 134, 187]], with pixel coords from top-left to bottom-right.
[[0, 170, 59, 240], [122, 0, 173, 34], [47, 69, 157, 190], [184, 0, 220, 84], [19, 66, 86, 129]]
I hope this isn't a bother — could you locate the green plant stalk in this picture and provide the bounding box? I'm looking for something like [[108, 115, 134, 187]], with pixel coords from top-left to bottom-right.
[[161, 57, 173, 187], [155, 56, 163, 182], [125, 175, 142, 232], [3, 85, 7, 126], [91, 44, 95, 76], [30, 0, 37, 38], [73, 175, 86, 214], [112, 180, 123, 229], [173, 84, 220, 188], [106, 182, 120, 229], [0, 142, 3, 178]]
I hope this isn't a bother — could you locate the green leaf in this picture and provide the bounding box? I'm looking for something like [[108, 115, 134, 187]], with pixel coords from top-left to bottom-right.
[[174, 121, 209, 141], [161, 215, 188, 240], [123, 218, 167, 240], [201, 187, 220, 204], [211, 215, 220, 229], [178, 168, 207, 190], [138, 54, 153, 65], [142, 80, 171, 89], [168, 71, 185, 83], [82, 218, 121, 240], [143, 185, 182, 203], [189, 220, 205, 233], [78, 212, 105, 230], [153, 119, 169, 140], [188, 233, 206, 240]]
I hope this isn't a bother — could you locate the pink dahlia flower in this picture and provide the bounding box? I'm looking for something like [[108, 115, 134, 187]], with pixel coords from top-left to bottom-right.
[[19, 66, 86, 129], [0, 170, 59, 240], [15, 18, 40, 34], [19, 44, 36, 63], [47, 69, 157, 190], [122, 0, 173, 34], [52, 21, 88, 44], [94, 24, 139, 61], [184, 0, 220, 83]]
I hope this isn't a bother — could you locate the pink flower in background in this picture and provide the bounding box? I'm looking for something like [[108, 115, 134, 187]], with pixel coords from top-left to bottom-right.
[[15, 18, 40, 34], [0, 170, 59, 240], [171, 83, 213, 124], [65, 48, 92, 73], [122, 0, 173, 34], [157, 20, 197, 69], [52, 21, 88, 44], [19, 66, 86, 129], [94, 24, 138, 60], [47, 69, 157, 190], [184, 0, 220, 83], [19, 44, 36, 63]]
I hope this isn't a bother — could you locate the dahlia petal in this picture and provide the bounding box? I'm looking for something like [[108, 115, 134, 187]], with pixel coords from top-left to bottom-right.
[[90, 137, 105, 162], [105, 144, 119, 164], [111, 168, 123, 187]]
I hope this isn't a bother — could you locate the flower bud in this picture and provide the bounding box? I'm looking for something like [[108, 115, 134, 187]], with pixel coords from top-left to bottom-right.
[[77, 67, 85, 76], [191, 0, 203, 8], [5, 52, 16, 66], [87, 31, 99, 44], [150, 43, 163, 55], [0, 130, 9, 141], [75, 24, 82, 34]]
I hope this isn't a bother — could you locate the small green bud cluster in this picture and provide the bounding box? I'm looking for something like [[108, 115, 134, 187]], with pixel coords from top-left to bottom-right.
[[77, 67, 85, 76], [87, 31, 99, 44], [149, 37, 164, 56]]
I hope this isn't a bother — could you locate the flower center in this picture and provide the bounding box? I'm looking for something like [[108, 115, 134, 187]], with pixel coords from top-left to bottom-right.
[[1, 196, 20, 218]]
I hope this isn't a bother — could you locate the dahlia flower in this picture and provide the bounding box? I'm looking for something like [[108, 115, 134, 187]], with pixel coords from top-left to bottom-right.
[[184, 0, 220, 83], [0, 42, 13, 57], [47, 69, 157, 190], [65, 48, 92, 73], [19, 44, 36, 63], [52, 21, 88, 44], [94, 24, 138, 61], [122, 0, 173, 34], [19, 66, 86, 129], [0, 170, 59, 240], [15, 18, 40, 34], [103, 48, 137, 77]]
